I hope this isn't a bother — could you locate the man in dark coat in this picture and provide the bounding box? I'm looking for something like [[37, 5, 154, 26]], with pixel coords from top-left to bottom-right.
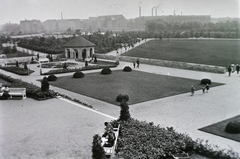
[[236, 64, 240, 74], [228, 66, 232, 77]]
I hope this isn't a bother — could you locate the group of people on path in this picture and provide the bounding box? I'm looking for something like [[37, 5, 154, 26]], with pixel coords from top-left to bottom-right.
[[191, 84, 210, 96], [101, 122, 116, 147], [133, 59, 140, 68], [228, 64, 240, 76]]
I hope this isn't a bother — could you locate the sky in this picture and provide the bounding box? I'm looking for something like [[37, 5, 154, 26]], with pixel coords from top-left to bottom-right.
[[0, 0, 239, 25]]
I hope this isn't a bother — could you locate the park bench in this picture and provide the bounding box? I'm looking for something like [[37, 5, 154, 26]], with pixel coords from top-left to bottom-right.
[[8, 88, 27, 99], [102, 124, 120, 156]]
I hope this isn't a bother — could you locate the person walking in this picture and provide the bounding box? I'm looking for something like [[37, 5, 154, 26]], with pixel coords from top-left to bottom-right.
[[133, 61, 136, 68], [136, 59, 140, 68], [236, 64, 240, 74], [206, 84, 210, 93], [228, 66, 232, 77], [191, 85, 196, 96], [202, 85, 205, 93]]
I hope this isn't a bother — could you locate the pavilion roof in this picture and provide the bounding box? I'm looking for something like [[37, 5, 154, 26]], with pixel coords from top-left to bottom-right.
[[62, 36, 95, 48]]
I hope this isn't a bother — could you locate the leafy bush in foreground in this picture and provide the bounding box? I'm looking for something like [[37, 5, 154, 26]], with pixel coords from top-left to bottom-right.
[[110, 119, 239, 159], [225, 121, 240, 134]]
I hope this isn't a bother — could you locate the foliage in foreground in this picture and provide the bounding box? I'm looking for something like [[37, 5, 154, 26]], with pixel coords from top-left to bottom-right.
[[111, 118, 239, 159]]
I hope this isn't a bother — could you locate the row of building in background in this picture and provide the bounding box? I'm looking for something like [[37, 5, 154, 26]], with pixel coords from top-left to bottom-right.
[[2, 14, 237, 35]]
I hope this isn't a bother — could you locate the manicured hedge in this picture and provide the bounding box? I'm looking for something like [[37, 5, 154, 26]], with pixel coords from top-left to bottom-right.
[[101, 68, 112, 75], [110, 119, 239, 159], [73, 71, 85, 78], [225, 121, 240, 134], [116, 94, 129, 102], [123, 66, 132, 72], [48, 74, 57, 81], [201, 78, 212, 85]]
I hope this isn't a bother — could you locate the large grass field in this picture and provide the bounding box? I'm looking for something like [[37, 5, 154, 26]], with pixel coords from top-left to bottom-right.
[[49, 70, 223, 105], [123, 39, 240, 67]]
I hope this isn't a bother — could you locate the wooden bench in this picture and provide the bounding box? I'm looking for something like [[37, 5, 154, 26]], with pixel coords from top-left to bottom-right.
[[102, 124, 120, 156], [8, 88, 27, 99]]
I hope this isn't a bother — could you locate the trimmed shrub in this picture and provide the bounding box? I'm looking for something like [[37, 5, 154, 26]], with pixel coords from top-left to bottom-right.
[[201, 78, 211, 85], [225, 121, 240, 134], [116, 94, 129, 102], [123, 66, 132, 72], [48, 74, 57, 81], [41, 77, 49, 92], [101, 67, 112, 75], [119, 101, 131, 121], [73, 71, 85, 78], [92, 134, 106, 159]]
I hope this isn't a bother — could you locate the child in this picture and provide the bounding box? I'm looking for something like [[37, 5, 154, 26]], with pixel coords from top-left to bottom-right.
[[202, 85, 205, 93]]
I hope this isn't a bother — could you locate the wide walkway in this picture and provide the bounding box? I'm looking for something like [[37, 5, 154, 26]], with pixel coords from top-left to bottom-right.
[[1, 59, 240, 154]]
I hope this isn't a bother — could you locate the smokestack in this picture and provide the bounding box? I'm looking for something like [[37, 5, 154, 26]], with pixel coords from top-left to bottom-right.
[[155, 8, 157, 16], [139, 6, 141, 17], [61, 12, 63, 20], [174, 10, 175, 16], [181, 11, 182, 16], [152, 7, 154, 16]]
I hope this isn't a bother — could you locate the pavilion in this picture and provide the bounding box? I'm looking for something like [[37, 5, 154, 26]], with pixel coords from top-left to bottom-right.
[[62, 36, 95, 60]]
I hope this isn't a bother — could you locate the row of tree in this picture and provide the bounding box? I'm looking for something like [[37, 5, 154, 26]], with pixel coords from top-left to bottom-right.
[[145, 20, 240, 38]]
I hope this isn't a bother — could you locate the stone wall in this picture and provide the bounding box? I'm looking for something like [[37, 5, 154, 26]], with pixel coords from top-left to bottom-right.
[[95, 54, 226, 74]]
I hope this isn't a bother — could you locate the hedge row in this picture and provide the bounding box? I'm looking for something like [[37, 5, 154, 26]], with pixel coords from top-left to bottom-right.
[[111, 119, 239, 159], [0, 66, 34, 75], [95, 54, 226, 74]]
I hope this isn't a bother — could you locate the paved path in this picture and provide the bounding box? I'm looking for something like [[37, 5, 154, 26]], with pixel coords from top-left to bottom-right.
[[1, 59, 240, 154]]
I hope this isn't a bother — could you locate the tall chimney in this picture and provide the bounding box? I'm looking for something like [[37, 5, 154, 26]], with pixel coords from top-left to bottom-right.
[[61, 12, 63, 20], [174, 10, 175, 16], [152, 7, 154, 16], [155, 8, 157, 16], [139, 6, 141, 17]]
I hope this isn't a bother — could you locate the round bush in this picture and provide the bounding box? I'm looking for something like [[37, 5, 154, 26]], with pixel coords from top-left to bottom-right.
[[73, 71, 85, 78], [225, 121, 240, 134], [48, 74, 57, 81], [116, 94, 129, 102], [123, 66, 132, 72], [201, 78, 211, 85], [101, 68, 112, 75]]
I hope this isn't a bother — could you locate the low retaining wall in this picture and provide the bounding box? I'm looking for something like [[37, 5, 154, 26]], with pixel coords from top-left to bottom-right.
[[95, 54, 226, 74], [0, 56, 37, 66]]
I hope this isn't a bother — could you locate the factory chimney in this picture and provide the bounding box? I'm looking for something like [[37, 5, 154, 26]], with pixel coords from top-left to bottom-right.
[[61, 12, 63, 20], [155, 8, 157, 16], [174, 10, 175, 16], [139, 6, 141, 17]]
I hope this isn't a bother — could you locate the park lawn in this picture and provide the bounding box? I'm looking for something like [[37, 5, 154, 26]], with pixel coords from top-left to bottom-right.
[[123, 39, 240, 67], [49, 70, 223, 105]]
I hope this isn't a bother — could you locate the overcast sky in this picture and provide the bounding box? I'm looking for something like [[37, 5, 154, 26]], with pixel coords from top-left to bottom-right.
[[0, 0, 239, 25]]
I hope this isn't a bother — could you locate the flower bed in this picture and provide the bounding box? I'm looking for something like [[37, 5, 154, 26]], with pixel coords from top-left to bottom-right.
[[42, 61, 118, 75], [0, 66, 34, 75]]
